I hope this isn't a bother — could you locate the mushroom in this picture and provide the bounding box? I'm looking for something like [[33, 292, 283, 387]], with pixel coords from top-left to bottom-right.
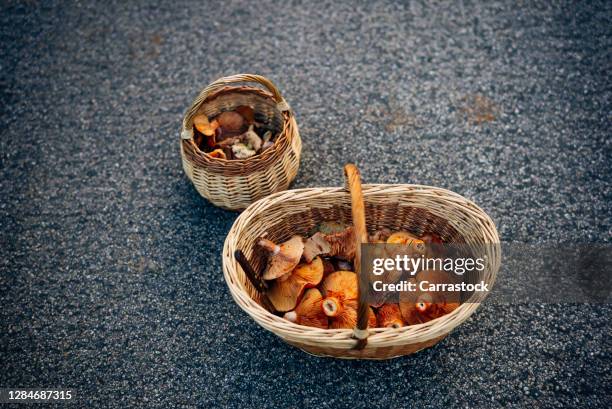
[[208, 148, 226, 159], [261, 141, 274, 152], [193, 114, 219, 136], [321, 270, 358, 316], [421, 232, 445, 258], [267, 256, 324, 312], [232, 142, 256, 159], [244, 125, 262, 152], [217, 111, 245, 134], [303, 232, 332, 263], [376, 304, 404, 328], [399, 270, 460, 325], [327, 300, 377, 329], [258, 236, 304, 280], [303, 226, 356, 262], [216, 135, 244, 147], [234, 105, 255, 124], [369, 228, 392, 243], [319, 270, 375, 329], [262, 130, 272, 143], [387, 231, 426, 250], [283, 288, 328, 329]]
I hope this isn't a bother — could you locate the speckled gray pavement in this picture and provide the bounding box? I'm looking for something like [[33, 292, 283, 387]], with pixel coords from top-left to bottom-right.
[[1, 1, 611, 408]]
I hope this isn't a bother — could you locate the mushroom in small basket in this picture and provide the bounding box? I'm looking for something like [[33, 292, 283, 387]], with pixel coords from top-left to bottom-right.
[[192, 105, 276, 160], [284, 288, 328, 329]]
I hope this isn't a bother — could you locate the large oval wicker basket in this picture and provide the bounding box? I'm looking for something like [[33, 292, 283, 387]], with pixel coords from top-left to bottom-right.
[[223, 165, 501, 359], [180, 74, 301, 210]]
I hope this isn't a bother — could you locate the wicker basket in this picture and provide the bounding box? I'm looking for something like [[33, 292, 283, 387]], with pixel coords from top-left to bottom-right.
[[223, 164, 501, 359], [180, 74, 301, 210]]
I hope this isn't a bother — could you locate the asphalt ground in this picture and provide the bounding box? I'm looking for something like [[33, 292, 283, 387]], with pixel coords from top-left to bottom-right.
[[1, 1, 610, 407]]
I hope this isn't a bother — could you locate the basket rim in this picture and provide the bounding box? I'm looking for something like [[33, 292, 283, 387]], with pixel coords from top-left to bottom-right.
[[222, 183, 501, 349]]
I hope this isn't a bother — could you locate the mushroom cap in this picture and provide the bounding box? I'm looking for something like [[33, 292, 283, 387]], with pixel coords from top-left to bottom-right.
[[193, 114, 217, 136], [217, 111, 245, 133], [387, 231, 426, 252], [267, 256, 323, 312], [376, 304, 404, 328], [303, 232, 332, 263], [399, 270, 460, 325], [283, 288, 328, 329], [321, 271, 372, 329], [321, 270, 358, 301], [262, 235, 305, 280]]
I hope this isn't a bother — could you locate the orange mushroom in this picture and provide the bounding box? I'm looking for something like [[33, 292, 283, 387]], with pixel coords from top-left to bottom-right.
[[320, 271, 375, 329], [283, 288, 328, 329], [321, 271, 358, 315], [208, 149, 226, 159], [193, 114, 218, 136], [399, 270, 460, 325], [325, 298, 376, 329], [387, 231, 426, 254], [267, 256, 324, 312], [375, 304, 404, 328], [258, 236, 304, 281]]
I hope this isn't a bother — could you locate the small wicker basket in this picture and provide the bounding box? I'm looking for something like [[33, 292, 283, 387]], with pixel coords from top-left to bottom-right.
[[180, 74, 301, 210], [223, 164, 501, 359]]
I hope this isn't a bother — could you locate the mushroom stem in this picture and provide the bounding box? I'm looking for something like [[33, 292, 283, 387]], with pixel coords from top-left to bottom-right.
[[257, 238, 280, 256], [416, 293, 433, 313], [388, 320, 403, 329], [322, 297, 343, 317], [284, 311, 297, 322]]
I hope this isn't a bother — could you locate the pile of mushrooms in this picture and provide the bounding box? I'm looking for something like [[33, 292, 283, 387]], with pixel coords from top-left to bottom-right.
[[192, 106, 276, 160], [256, 222, 459, 330]]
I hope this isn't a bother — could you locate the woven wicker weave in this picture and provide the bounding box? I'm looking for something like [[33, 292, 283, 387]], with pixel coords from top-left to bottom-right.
[[180, 74, 301, 210], [223, 164, 500, 359]]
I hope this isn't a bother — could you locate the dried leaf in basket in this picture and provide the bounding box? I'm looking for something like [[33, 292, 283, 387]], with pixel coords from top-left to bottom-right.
[[267, 256, 324, 312], [284, 288, 328, 329]]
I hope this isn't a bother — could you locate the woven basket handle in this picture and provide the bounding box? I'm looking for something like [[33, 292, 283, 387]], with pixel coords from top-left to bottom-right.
[[181, 74, 290, 139], [344, 164, 370, 350]]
